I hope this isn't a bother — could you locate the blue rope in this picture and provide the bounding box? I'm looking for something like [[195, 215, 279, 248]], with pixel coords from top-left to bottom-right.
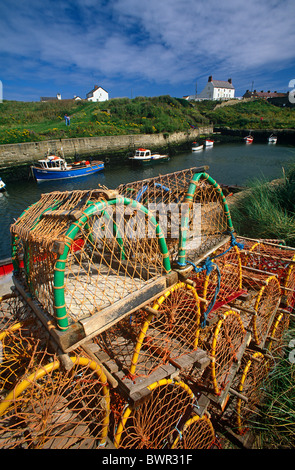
[[181, 233, 243, 327]]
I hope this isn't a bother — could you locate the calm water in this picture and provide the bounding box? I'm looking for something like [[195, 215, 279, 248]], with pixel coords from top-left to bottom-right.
[[0, 141, 294, 260]]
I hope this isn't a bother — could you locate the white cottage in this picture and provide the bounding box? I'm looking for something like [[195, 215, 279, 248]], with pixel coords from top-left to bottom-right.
[[86, 85, 109, 102], [188, 76, 235, 101]]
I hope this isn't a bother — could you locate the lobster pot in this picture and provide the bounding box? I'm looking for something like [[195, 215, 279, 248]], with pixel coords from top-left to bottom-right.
[[114, 379, 196, 449], [265, 310, 290, 359], [0, 355, 110, 449], [10, 189, 171, 335], [179, 172, 234, 266], [171, 413, 216, 449], [0, 319, 50, 393], [95, 282, 201, 379], [233, 269, 281, 347], [0, 292, 30, 330], [196, 310, 247, 396], [234, 351, 269, 435], [117, 166, 207, 260], [188, 241, 243, 323], [238, 237, 295, 311]]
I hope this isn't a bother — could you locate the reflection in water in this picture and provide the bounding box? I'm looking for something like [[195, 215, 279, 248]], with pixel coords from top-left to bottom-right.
[[0, 142, 294, 260]]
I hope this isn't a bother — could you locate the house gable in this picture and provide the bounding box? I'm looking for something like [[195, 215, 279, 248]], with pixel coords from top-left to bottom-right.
[[86, 85, 109, 102]]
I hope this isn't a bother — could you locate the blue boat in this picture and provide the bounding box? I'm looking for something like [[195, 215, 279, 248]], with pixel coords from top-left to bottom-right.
[[31, 155, 104, 182]]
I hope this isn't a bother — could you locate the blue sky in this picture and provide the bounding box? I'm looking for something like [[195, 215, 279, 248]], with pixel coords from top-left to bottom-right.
[[1, 0, 295, 102]]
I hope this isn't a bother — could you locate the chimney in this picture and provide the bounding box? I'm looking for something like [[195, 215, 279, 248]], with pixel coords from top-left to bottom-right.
[[228, 78, 232, 84], [208, 75, 213, 82], [94, 85, 99, 90]]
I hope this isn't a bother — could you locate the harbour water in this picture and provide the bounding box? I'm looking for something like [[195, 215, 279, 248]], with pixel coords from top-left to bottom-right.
[[0, 141, 294, 260]]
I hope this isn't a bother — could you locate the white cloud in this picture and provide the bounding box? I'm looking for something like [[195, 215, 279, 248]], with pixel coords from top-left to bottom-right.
[[1, 0, 295, 97]]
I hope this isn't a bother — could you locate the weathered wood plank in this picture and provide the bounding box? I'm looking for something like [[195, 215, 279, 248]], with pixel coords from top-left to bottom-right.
[[80, 276, 167, 337]]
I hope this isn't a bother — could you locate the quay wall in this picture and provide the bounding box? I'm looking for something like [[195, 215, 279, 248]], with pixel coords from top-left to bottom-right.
[[215, 127, 295, 143], [0, 126, 213, 182]]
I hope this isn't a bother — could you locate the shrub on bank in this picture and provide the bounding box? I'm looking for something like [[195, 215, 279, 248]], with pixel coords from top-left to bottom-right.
[[230, 165, 295, 247]]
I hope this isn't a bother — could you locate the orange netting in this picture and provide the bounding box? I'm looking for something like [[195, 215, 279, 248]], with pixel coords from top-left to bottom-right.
[[113, 379, 195, 449], [0, 355, 110, 449], [235, 351, 269, 435], [94, 282, 201, 379], [233, 269, 281, 346]]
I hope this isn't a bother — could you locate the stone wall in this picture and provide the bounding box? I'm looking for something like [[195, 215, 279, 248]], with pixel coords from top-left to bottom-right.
[[0, 126, 212, 173]]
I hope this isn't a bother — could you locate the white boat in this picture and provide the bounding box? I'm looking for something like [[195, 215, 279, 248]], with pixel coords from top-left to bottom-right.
[[129, 148, 170, 164], [244, 135, 253, 144], [268, 134, 277, 144], [205, 139, 214, 147], [192, 142, 204, 151], [0, 178, 6, 191]]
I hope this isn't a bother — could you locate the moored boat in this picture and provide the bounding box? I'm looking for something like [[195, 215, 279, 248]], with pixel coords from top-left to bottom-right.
[[129, 148, 170, 164], [268, 134, 277, 144], [244, 135, 253, 144], [205, 139, 214, 147], [31, 155, 104, 182], [0, 177, 6, 191], [192, 142, 204, 151]]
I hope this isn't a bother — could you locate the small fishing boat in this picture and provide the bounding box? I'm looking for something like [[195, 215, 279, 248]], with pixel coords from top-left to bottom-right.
[[192, 142, 204, 151], [129, 148, 170, 165], [268, 134, 277, 144], [31, 155, 104, 182], [244, 135, 253, 144], [205, 139, 214, 147], [0, 177, 6, 191]]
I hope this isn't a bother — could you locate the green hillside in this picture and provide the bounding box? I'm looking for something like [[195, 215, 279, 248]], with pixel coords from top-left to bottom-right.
[[197, 98, 295, 129], [1, 96, 294, 145], [0, 95, 208, 145]]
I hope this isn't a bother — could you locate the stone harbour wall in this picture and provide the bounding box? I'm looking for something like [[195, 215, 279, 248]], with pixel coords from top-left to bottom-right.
[[0, 126, 213, 181]]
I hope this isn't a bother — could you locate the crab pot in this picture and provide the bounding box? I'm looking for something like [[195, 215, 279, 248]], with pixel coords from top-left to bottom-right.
[[238, 237, 295, 311], [0, 319, 50, 393], [191, 309, 248, 408], [265, 310, 290, 359], [10, 188, 174, 351], [117, 167, 233, 266], [178, 172, 235, 268], [234, 351, 269, 435], [113, 379, 196, 449], [171, 413, 217, 449], [0, 355, 110, 449], [233, 268, 281, 347], [188, 240, 244, 324], [93, 281, 204, 395]]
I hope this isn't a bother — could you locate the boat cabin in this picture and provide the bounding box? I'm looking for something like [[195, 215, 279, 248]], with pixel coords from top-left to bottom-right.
[[134, 148, 151, 158], [37, 156, 68, 170]]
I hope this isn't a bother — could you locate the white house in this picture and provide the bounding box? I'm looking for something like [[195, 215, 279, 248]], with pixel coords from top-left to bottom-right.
[[187, 76, 235, 101], [86, 85, 109, 102]]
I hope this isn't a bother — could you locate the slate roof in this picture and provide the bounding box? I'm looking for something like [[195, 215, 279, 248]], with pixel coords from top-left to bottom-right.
[[211, 80, 234, 89]]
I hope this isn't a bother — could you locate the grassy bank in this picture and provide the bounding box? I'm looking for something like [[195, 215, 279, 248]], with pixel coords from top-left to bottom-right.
[[231, 165, 295, 246], [195, 98, 295, 130], [0, 95, 208, 145], [1, 96, 295, 146]]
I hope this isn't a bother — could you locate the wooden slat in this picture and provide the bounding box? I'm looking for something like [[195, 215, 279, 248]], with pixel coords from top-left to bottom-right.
[[80, 276, 167, 337]]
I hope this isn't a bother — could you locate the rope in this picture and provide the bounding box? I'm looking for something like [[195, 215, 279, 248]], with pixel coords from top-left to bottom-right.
[[179, 232, 244, 327]]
